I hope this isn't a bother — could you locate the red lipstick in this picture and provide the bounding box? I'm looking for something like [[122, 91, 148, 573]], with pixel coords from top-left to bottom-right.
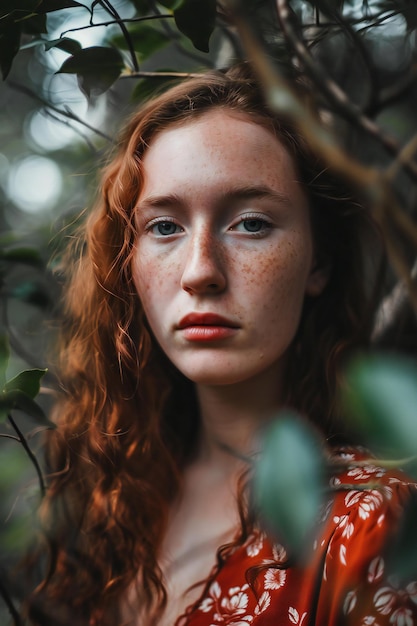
[[178, 313, 239, 342]]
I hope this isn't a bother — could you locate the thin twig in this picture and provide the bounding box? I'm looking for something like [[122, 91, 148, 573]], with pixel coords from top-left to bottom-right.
[[95, 0, 139, 71], [230, 1, 417, 316], [318, 3, 380, 113], [372, 259, 417, 341], [43, 109, 99, 153], [0, 434, 21, 442], [0, 574, 22, 626], [376, 199, 417, 313], [60, 13, 174, 38], [7, 415, 46, 497], [275, 0, 417, 181], [7, 81, 114, 143], [372, 69, 417, 115], [120, 70, 202, 79]]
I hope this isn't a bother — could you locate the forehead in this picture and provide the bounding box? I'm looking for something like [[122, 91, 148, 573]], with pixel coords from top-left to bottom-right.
[[139, 109, 306, 206]]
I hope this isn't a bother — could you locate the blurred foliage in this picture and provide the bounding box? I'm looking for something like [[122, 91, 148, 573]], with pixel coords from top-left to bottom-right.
[[253, 414, 326, 561], [1, 0, 417, 623]]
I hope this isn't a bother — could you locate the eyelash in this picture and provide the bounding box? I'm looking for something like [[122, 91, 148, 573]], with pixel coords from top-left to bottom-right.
[[230, 214, 273, 236], [146, 218, 183, 237], [145, 214, 273, 238]]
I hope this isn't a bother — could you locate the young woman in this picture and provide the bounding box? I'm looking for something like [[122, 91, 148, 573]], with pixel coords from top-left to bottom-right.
[[26, 63, 417, 626]]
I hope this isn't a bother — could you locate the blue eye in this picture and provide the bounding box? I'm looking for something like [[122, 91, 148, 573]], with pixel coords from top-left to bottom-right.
[[233, 217, 271, 234], [151, 221, 180, 236], [242, 219, 264, 232]]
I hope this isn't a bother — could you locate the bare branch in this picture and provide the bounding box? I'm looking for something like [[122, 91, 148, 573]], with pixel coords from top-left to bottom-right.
[[230, 1, 417, 316], [378, 70, 417, 112], [60, 13, 174, 38], [0, 574, 22, 626], [275, 0, 417, 181], [120, 70, 202, 80], [8, 415, 46, 498], [7, 81, 114, 144], [372, 259, 417, 342]]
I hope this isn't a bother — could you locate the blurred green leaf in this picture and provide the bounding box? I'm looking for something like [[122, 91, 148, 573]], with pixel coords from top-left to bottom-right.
[[342, 354, 417, 458], [110, 22, 170, 61], [20, 12, 47, 35], [131, 70, 179, 102], [0, 247, 43, 267], [0, 335, 10, 390], [174, 0, 216, 53], [385, 490, 417, 581], [45, 37, 82, 55], [9, 0, 85, 13], [253, 412, 325, 560], [159, 0, 184, 10], [0, 389, 53, 426], [7, 281, 51, 308], [4, 368, 47, 399], [57, 46, 124, 98]]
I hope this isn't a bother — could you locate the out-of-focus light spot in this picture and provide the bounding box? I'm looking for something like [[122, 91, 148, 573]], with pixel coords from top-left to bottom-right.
[[7, 155, 63, 213], [28, 110, 76, 150]]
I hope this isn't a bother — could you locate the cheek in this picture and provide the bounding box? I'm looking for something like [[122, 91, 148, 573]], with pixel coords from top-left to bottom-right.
[[132, 251, 181, 321], [244, 240, 313, 321]]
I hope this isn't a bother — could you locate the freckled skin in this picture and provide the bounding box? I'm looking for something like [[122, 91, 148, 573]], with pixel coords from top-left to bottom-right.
[[132, 110, 326, 388]]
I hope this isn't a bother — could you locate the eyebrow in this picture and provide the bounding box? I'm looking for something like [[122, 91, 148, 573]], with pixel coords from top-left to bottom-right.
[[137, 185, 293, 210]]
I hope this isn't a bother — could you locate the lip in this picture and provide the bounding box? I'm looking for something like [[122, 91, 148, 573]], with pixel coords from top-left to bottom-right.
[[177, 313, 239, 342], [178, 313, 239, 329]]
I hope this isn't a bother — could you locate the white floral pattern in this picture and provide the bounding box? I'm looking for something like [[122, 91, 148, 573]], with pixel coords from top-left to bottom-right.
[[191, 449, 417, 626]]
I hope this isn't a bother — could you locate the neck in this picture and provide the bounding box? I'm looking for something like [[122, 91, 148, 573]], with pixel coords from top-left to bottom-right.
[[195, 365, 284, 467]]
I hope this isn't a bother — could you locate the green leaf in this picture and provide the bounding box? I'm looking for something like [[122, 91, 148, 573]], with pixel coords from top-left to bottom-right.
[[57, 46, 124, 98], [20, 12, 47, 35], [174, 0, 216, 53], [0, 335, 10, 390], [110, 23, 170, 61], [4, 368, 47, 399], [16, 0, 85, 12], [253, 413, 325, 560], [131, 70, 179, 102], [39, 0, 85, 10], [0, 389, 54, 427], [7, 282, 51, 308], [159, 0, 184, 10], [45, 37, 82, 55], [386, 490, 417, 581], [0, 246, 43, 267], [0, 21, 21, 80], [342, 354, 417, 458]]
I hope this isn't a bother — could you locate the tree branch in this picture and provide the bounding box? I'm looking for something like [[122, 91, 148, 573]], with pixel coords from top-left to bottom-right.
[[120, 70, 202, 79], [372, 259, 417, 342], [230, 0, 417, 315], [8, 415, 46, 498], [7, 81, 114, 143], [0, 574, 21, 626], [275, 0, 417, 181], [60, 13, 174, 39]]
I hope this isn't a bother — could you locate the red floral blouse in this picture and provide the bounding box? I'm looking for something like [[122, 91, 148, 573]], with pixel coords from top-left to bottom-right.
[[183, 450, 417, 626]]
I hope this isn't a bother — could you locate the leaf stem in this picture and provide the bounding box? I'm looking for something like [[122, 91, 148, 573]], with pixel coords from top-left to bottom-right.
[[7, 415, 46, 497], [0, 573, 22, 626], [60, 13, 174, 38]]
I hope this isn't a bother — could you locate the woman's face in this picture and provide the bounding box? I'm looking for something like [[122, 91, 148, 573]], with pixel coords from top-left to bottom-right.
[[132, 109, 326, 388]]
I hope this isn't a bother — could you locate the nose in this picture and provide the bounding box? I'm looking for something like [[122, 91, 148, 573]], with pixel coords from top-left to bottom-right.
[[181, 228, 226, 295]]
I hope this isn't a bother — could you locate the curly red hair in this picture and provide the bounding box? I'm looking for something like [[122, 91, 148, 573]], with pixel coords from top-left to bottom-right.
[[25, 63, 383, 625]]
